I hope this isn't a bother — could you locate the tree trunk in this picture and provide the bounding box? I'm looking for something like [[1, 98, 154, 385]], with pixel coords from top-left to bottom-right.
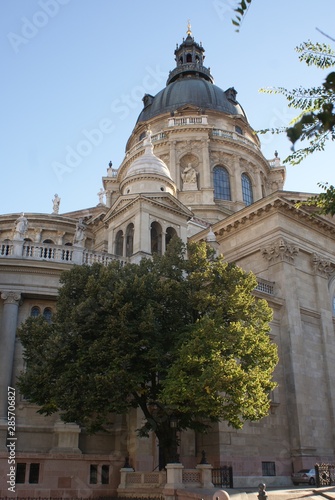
[[155, 423, 179, 469]]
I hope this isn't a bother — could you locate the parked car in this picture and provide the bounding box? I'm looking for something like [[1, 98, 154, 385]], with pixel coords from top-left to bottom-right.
[[291, 468, 316, 485]]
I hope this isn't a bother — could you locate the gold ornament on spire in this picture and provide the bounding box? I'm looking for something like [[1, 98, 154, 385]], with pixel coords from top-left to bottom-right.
[[187, 19, 192, 36]]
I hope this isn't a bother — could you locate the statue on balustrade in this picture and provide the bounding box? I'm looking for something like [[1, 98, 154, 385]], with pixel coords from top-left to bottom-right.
[[14, 213, 28, 240], [52, 194, 61, 214], [73, 218, 86, 247]]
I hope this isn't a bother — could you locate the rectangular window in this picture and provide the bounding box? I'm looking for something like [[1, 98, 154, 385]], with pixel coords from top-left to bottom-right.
[[90, 464, 98, 484], [16, 463, 26, 483], [101, 464, 109, 484], [29, 463, 40, 483], [262, 461, 276, 476]]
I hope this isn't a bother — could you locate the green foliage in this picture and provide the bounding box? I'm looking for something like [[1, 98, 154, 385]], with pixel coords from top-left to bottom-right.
[[296, 182, 335, 216], [259, 42, 335, 166], [296, 40, 335, 68], [161, 244, 276, 429], [232, 0, 252, 31], [18, 239, 277, 464], [231, 3, 335, 215]]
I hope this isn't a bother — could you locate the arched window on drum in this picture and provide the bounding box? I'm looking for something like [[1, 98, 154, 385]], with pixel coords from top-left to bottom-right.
[[241, 173, 254, 206], [43, 308, 53, 324], [213, 166, 231, 200], [30, 306, 40, 318]]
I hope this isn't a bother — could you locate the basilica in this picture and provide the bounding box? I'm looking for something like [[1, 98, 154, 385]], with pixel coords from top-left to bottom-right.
[[1, 27, 335, 495]]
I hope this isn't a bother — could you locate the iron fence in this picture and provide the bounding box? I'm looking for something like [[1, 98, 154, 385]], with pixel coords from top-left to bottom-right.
[[212, 466, 233, 488], [316, 463, 335, 487]]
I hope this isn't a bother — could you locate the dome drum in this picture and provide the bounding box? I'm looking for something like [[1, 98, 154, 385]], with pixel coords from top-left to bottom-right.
[[120, 174, 176, 196]]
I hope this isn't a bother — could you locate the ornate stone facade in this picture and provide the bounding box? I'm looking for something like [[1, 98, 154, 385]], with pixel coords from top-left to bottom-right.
[[1, 29, 335, 495]]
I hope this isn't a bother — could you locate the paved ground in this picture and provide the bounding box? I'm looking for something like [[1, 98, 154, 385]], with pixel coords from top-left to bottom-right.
[[227, 486, 335, 500], [175, 484, 335, 500]]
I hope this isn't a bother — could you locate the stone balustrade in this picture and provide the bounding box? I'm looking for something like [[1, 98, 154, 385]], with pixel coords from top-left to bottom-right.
[[255, 277, 275, 295], [212, 128, 258, 150], [0, 240, 124, 267], [118, 463, 214, 494], [168, 116, 208, 126]]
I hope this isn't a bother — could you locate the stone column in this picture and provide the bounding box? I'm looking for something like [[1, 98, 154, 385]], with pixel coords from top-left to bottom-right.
[[0, 292, 21, 419], [162, 230, 167, 255], [169, 141, 177, 188], [233, 155, 243, 203], [201, 139, 210, 188]]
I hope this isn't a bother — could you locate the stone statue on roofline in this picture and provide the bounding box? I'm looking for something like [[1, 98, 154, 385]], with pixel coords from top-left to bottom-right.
[[97, 188, 106, 205], [13, 213, 28, 240], [52, 194, 61, 214], [73, 218, 86, 247]]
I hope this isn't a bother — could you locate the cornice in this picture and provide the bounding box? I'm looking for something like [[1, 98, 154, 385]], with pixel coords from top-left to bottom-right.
[[120, 172, 176, 192], [300, 306, 321, 320], [168, 126, 211, 135], [216, 201, 276, 237], [0, 259, 70, 275], [209, 195, 335, 239]]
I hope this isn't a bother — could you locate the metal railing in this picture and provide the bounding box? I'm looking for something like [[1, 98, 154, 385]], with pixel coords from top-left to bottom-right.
[[316, 463, 335, 487], [212, 466, 233, 488]]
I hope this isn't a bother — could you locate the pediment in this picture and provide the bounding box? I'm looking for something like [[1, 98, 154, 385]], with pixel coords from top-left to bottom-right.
[[174, 104, 203, 115], [104, 193, 193, 223]]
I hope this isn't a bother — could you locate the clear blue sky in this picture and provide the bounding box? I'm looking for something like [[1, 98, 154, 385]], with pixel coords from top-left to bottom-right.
[[1, 0, 335, 215]]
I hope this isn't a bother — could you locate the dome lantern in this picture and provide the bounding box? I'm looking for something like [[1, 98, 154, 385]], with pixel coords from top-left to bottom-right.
[[167, 26, 214, 85]]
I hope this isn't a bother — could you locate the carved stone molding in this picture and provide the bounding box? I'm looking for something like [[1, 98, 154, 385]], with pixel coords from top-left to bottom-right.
[[210, 151, 233, 167], [311, 253, 334, 278], [177, 141, 201, 157], [1, 291, 21, 305], [239, 158, 256, 175], [180, 153, 199, 169], [262, 238, 299, 264]]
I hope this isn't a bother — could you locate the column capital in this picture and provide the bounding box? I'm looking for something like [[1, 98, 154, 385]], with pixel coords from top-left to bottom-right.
[[311, 252, 334, 278], [262, 238, 299, 265], [1, 291, 21, 304]]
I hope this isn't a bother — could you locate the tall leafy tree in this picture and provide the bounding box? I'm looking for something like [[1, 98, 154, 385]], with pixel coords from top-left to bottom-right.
[[18, 239, 277, 468]]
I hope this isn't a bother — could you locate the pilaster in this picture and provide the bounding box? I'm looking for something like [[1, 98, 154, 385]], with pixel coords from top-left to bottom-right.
[[0, 291, 21, 419], [233, 155, 243, 203], [169, 141, 177, 189], [310, 253, 335, 454], [261, 239, 304, 464], [201, 139, 210, 188]]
